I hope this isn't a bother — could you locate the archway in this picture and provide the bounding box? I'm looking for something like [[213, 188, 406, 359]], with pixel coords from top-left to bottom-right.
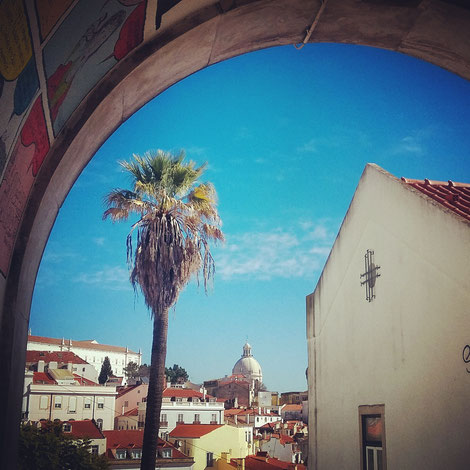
[[1, 1, 470, 467]]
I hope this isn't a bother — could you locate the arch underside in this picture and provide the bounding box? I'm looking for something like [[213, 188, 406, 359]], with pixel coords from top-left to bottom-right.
[[1, 0, 470, 467]]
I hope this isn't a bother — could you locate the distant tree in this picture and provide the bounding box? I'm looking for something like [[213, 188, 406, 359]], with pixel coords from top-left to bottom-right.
[[19, 422, 109, 469], [165, 364, 189, 384], [123, 361, 140, 379], [138, 363, 150, 377], [98, 356, 113, 384]]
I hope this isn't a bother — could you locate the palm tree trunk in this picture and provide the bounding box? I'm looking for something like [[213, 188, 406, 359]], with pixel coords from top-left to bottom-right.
[[140, 309, 169, 470]]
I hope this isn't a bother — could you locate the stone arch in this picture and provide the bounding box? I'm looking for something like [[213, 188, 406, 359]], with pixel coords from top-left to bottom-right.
[[1, 1, 470, 467]]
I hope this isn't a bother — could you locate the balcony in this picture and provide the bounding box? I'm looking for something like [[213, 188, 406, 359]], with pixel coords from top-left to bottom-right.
[[193, 421, 201, 425], [160, 421, 168, 427]]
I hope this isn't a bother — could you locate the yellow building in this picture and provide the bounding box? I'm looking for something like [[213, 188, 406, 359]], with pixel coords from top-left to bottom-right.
[[169, 424, 251, 470]]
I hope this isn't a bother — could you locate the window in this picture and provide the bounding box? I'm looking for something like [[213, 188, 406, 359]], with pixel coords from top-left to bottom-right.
[[116, 449, 127, 459], [69, 397, 76, 413], [130, 449, 142, 459], [97, 397, 104, 409], [161, 414, 168, 425], [90, 446, 99, 455], [206, 452, 214, 467], [124, 401, 129, 407], [96, 418, 103, 430], [84, 397, 91, 409], [211, 413, 217, 424], [177, 413, 184, 424], [39, 396, 48, 409], [54, 396, 62, 409], [194, 413, 200, 423], [62, 423, 72, 432], [161, 449, 172, 458], [176, 397, 183, 403], [359, 405, 386, 470]]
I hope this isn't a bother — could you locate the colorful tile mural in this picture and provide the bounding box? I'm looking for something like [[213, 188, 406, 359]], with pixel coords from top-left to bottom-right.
[[42, 0, 147, 136], [0, 96, 50, 278], [35, 0, 75, 42], [0, 0, 39, 181]]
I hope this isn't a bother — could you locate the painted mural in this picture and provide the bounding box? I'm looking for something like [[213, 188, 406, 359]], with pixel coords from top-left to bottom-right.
[[155, 0, 183, 29], [35, 0, 75, 42], [42, 0, 147, 136], [0, 96, 50, 278], [0, 0, 39, 181]]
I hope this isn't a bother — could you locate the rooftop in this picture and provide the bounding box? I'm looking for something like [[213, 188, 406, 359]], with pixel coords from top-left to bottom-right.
[[169, 424, 223, 438], [28, 334, 140, 355], [401, 177, 470, 222], [26, 350, 88, 365]]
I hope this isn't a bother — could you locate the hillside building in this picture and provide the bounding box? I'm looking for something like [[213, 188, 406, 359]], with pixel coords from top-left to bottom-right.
[[27, 334, 141, 382]]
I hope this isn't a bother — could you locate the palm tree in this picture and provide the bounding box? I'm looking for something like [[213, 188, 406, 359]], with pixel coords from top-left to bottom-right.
[[103, 150, 223, 470]]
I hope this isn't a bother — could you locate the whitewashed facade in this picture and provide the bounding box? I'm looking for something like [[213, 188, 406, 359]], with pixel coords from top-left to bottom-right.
[[23, 372, 117, 430], [27, 335, 141, 380], [307, 164, 470, 470]]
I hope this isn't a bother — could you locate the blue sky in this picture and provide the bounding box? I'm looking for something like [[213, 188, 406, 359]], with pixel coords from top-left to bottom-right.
[[30, 43, 470, 393]]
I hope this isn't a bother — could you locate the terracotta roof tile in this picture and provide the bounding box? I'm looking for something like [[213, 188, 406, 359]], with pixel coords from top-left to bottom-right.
[[169, 424, 223, 438], [62, 420, 105, 439], [26, 350, 89, 365], [72, 374, 98, 386], [401, 177, 470, 222], [163, 388, 214, 399], [33, 372, 56, 384]]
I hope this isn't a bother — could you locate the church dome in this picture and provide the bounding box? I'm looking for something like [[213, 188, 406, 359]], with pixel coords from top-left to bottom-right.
[[232, 342, 262, 384]]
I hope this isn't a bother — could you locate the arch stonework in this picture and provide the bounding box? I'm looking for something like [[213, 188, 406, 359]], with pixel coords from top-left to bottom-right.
[[1, 0, 470, 467]]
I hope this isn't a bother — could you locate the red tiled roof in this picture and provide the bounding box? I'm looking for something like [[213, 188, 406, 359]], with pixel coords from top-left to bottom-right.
[[103, 430, 188, 458], [26, 350, 89, 365], [63, 420, 105, 439], [401, 177, 470, 222], [282, 405, 302, 412], [169, 424, 223, 438], [28, 335, 139, 354], [73, 374, 98, 386], [33, 372, 56, 384], [163, 388, 213, 399], [123, 407, 139, 417]]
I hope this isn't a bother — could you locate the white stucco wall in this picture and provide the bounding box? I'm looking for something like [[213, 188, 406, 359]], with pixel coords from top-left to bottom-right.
[[307, 164, 470, 470], [23, 383, 117, 430], [27, 340, 141, 378]]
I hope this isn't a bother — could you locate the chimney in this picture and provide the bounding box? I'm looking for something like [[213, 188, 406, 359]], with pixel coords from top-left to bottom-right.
[[235, 414, 238, 425], [67, 362, 73, 372], [49, 361, 58, 370], [37, 360, 45, 373]]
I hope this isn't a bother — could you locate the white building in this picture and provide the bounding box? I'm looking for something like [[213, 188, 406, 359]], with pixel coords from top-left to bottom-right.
[[116, 387, 225, 437], [27, 334, 142, 380], [307, 164, 470, 470], [23, 370, 117, 430]]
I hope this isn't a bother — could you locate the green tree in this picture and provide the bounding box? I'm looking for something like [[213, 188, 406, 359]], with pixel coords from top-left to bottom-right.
[[124, 361, 140, 379], [19, 422, 109, 469], [165, 364, 189, 384], [98, 356, 113, 384], [103, 150, 223, 470], [138, 363, 150, 377]]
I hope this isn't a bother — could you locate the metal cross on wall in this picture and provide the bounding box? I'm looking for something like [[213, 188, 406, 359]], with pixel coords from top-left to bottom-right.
[[360, 249, 381, 302]]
